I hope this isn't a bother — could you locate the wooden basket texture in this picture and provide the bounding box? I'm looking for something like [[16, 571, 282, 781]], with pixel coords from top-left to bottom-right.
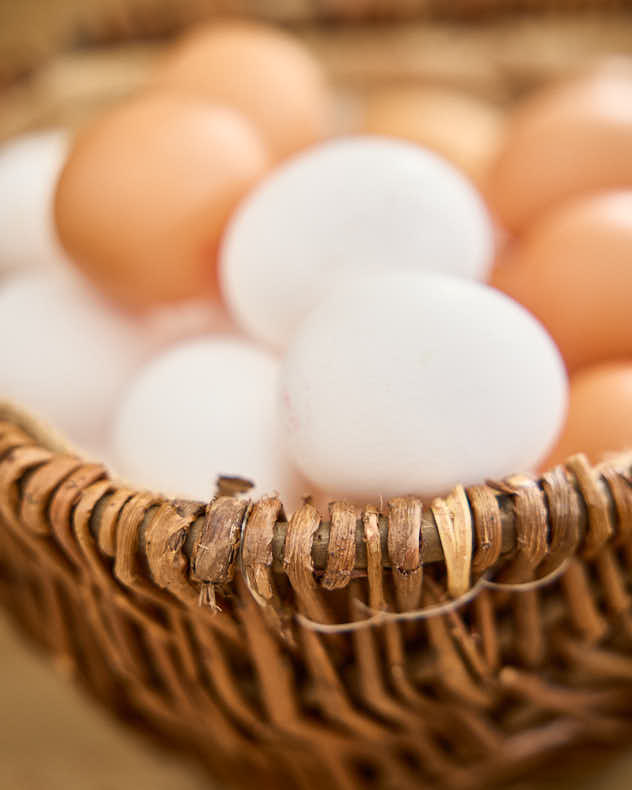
[[2, 4, 632, 789]]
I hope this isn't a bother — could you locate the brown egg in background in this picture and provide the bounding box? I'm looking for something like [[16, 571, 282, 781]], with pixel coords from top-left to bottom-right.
[[542, 361, 632, 469], [150, 20, 333, 161], [486, 60, 632, 232], [55, 93, 269, 310], [489, 190, 632, 374], [362, 85, 506, 186]]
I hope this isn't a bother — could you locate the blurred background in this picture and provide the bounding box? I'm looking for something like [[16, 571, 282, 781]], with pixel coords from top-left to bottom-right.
[[2, 1, 632, 143]]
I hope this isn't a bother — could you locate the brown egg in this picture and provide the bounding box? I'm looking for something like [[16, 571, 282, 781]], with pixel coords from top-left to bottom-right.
[[542, 361, 632, 468], [55, 94, 268, 309], [486, 64, 632, 231], [490, 191, 632, 373], [363, 86, 505, 185], [150, 21, 332, 161]]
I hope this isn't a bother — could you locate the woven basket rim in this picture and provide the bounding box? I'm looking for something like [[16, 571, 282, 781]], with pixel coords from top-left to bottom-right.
[[2, 399, 631, 612]]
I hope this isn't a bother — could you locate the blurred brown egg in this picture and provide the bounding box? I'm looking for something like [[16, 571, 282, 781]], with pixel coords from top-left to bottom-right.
[[362, 86, 505, 185], [542, 361, 632, 468], [150, 21, 332, 161], [55, 94, 268, 309], [490, 191, 632, 373], [486, 64, 632, 231]]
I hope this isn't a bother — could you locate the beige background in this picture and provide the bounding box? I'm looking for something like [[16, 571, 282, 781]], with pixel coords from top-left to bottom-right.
[[0, 611, 631, 790], [0, 613, 210, 790]]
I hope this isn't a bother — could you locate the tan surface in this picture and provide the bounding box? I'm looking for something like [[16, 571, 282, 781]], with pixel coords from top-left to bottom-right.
[[0, 613, 212, 790]]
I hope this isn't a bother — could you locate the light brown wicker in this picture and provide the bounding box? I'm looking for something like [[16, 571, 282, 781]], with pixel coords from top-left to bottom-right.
[[2, 5, 632, 789], [2, 398, 632, 789]]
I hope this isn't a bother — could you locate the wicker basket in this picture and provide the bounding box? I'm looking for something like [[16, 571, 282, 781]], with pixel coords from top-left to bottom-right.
[[2, 4, 632, 789]]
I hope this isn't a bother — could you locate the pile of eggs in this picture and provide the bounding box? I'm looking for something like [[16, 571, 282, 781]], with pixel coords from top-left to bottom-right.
[[1, 20, 631, 509]]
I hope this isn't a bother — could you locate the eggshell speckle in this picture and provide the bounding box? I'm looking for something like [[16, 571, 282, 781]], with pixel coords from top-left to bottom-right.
[[542, 362, 632, 468], [487, 65, 632, 230], [0, 129, 70, 275], [151, 21, 332, 161], [55, 94, 268, 310], [0, 272, 152, 446], [490, 191, 632, 373], [221, 137, 494, 350], [363, 86, 505, 185], [280, 272, 567, 500], [111, 337, 303, 505]]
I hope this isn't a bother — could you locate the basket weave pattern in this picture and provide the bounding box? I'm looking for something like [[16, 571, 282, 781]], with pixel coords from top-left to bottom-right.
[[1, 405, 632, 789]]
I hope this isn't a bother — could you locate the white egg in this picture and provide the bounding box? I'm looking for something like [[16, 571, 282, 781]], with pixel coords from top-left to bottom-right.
[[111, 337, 303, 505], [0, 272, 152, 446], [0, 130, 71, 275], [220, 136, 494, 349], [280, 272, 567, 500]]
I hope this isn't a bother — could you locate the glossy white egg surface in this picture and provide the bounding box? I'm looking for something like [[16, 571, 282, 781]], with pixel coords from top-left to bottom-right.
[[111, 337, 303, 504], [221, 136, 494, 350], [0, 130, 70, 275], [280, 272, 567, 500], [0, 272, 152, 445]]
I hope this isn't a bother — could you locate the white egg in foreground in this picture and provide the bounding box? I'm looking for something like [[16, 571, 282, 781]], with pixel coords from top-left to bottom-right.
[[0, 273, 151, 445], [0, 130, 70, 275], [280, 272, 567, 500], [221, 136, 494, 349], [111, 338, 303, 504]]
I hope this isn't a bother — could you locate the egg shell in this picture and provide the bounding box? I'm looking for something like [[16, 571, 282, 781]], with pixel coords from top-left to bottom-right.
[[220, 136, 494, 350], [150, 21, 332, 161], [542, 362, 632, 468], [490, 191, 632, 373], [110, 337, 304, 505], [0, 129, 70, 275], [280, 272, 567, 500], [486, 64, 632, 230], [55, 94, 268, 310], [0, 272, 152, 446], [362, 86, 505, 185]]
